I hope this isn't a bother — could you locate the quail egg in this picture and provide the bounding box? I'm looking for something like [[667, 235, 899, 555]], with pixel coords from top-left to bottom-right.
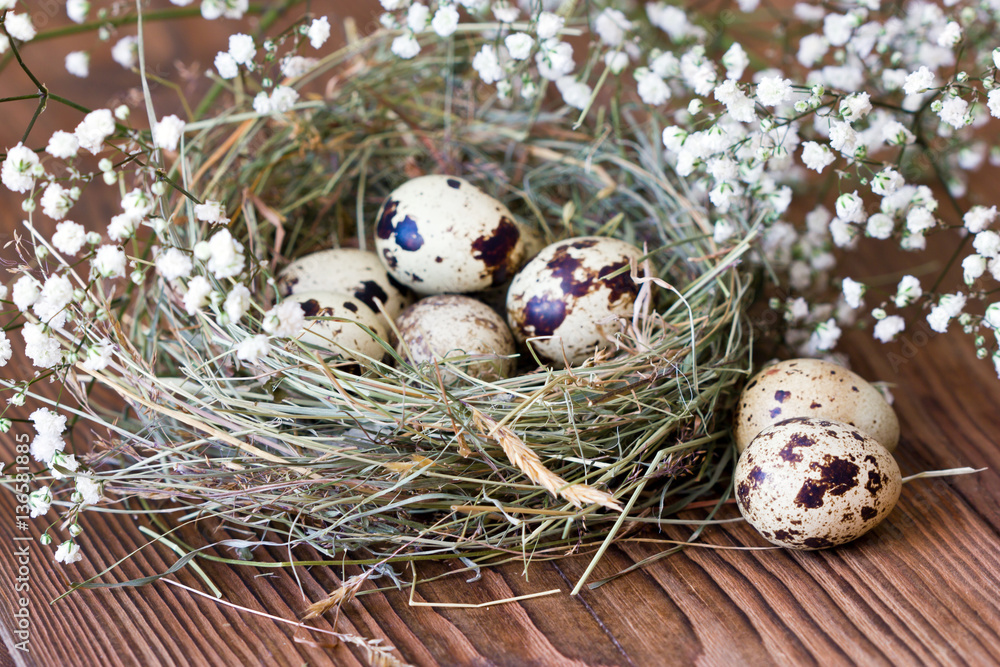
[[374, 175, 530, 294], [506, 236, 643, 365], [733, 358, 899, 454], [277, 248, 413, 320], [395, 295, 517, 381], [290, 290, 388, 363], [735, 416, 902, 550]]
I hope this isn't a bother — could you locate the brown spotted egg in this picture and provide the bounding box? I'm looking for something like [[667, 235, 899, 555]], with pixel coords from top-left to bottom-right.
[[374, 175, 530, 295], [395, 295, 516, 382], [735, 416, 901, 550], [277, 248, 413, 321], [291, 290, 389, 363], [506, 237, 642, 365], [733, 358, 899, 454]]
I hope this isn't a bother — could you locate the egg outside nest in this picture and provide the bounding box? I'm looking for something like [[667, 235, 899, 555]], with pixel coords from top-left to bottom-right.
[[734, 416, 901, 550]]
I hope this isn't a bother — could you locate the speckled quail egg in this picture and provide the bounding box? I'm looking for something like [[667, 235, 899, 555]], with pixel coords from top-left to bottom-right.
[[374, 175, 530, 294], [290, 290, 388, 363], [277, 248, 413, 320], [395, 295, 517, 381], [506, 236, 643, 365], [733, 358, 899, 454], [735, 416, 902, 550]]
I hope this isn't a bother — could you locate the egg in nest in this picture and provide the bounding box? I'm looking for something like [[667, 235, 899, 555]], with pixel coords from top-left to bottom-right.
[[374, 175, 530, 294], [290, 290, 388, 363], [505, 236, 643, 365]]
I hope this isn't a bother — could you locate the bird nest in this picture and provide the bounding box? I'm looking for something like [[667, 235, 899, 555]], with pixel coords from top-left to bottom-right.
[[83, 29, 758, 583]]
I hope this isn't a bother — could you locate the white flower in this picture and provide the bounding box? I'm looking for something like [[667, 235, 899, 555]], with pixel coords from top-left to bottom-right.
[[0, 330, 11, 367], [989, 90, 1000, 119], [33, 274, 74, 325], [835, 191, 865, 223], [504, 33, 533, 60], [183, 275, 213, 315], [963, 254, 987, 285], [391, 33, 420, 59], [984, 303, 1000, 329], [121, 188, 153, 219], [236, 334, 271, 363], [5, 12, 35, 41], [67, 0, 90, 23], [406, 3, 429, 32], [594, 8, 631, 47], [156, 247, 193, 280], [153, 114, 186, 152], [52, 220, 86, 255], [214, 51, 239, 79], [280, 56, 318, 78], [493, 2, 518, 22], [871, 168, 903, 196], [472, 45, 504, 84], [201, 0, 248, 20], [893, 275, 922, 307], [111, 35, 137, 69], [65, 51, 89, 78], [936, 21, 961, 48], [432, 5, 459, 37], [938, 97, 969, 129], [91, 245, 127, 279], [2, 142, 41, 193], [81, 340, 115, 372], [45, 131, 79, 159], [206, 228, 245, 279], [828, 121, 857, 155], [262, 300, 306, 338], [75, 475, 102, 506], [873, 315, 905, 343], [604, 51, 628, 74], [713, 219, 735, 243], [904, 206, 934, 235], [713, 79, 755, 123], [866, 213, 894, 240], [194, 200, 229, 225], [12, 275, 42, 312], [75, 109, 115, 155], [224, 284, 251, 322], [27, 487, 52, 518], [839, 92, 871, 122], [800, 142, 835, 173], [841, 277, 865, 309], [268, 86, 299, 113], [797, 34, 828, 68], [722, 42, 748, 80], [882, 120, 915, 146], [755, 76, 793, 106], [809, 318, 842, 352], [974, 230, 1000, 258], [535, 39, 574, 80], [535, 11, 564, 40], [49, 452, 80, 480], [927, 306, 951, 333], [661, 126, 687, 153], [40, 182, 73, 220], [28, 407, 66, 463], [900, 231, 926, 252], [54, 541, 82, 565], [22, 321, 62, 369], [822, 12, 854, 47], [963, 206, 997, 233], [307, 17, 330, 49], [902, 66, 936, 95], [252, 91, 271, 114], [555, 77, 591, 110], [636, 71, 670, 106], [107, 214, 137, 242]]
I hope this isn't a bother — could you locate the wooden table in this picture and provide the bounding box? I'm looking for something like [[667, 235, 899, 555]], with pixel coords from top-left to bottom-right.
[[1, 3, 999, 665]]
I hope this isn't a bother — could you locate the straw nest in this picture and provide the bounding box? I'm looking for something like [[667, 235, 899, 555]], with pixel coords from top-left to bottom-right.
[[87, 28, 758, 576]]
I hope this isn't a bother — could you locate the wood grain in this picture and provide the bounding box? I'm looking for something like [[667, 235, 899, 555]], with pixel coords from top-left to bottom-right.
[[2, 2, 1000, 665]]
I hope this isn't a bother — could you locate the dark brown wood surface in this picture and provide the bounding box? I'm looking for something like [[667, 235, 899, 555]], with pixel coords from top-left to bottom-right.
[[1, 3, 999, 666]]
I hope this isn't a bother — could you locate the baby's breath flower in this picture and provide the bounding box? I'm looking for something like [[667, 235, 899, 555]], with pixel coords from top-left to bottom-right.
[[12, 276, 41, 312], [5, 12, 36, 41], [874, 315, 905, 343], [45, 131, 79, 159], [755, 75, 793, 106], [866, 213, 894, 239], [75, 109, 115, 155], [472, 44, 504, 84], [49, 452, 80, 480], [76, 475, 102, 506], [536, 11, 564, 40], [0, 330, 11, 367], [236, 334, 271, 363], [54, 541, 82, 565], [153, 114, 186, 152], [27, 487, 52, 518], [29, 407, 67, 463], [67, 0, 90, 24], [809, 318, 842, 352], [903, 66, 936, 95], [214, 51, 239, 79], [974, 230, 1000, 258], [111, 35, 138, 69], [722, 42, 749, 80], [227, 33, 255, 65], [183, 275, 213, 315], [2, 143, 41, 193], [604, 51, 629, 74], [594, 8, 631, 47], [156, 247, 193, 280], [801, 141, 835, 173], [194, 200, 229, 225], [841, 277, 865, 308], [65, 51, 90, 78], [91, 245, 127, 279], [505, 33, 533, 61], [262, 300, 306, 338], [893, 275, 922, 307], [963, 254, 987, 284], [206, 228, 245, 279], [40, 182, 73, 220], [535, 39, 574, 80], [201, 0, 248, 20], [431, 5, 459, 37], [407, 3, 430, 32], [391, 33, 420, 59], [555, 77, 591, 110], [224, 284, 251, 322], [81, 340, 115, 372]]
